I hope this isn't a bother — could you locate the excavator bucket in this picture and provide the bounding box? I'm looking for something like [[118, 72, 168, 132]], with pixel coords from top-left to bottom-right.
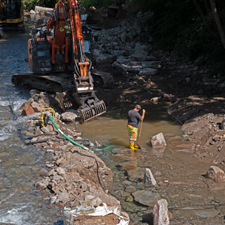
[[78, 99, 106, 123]]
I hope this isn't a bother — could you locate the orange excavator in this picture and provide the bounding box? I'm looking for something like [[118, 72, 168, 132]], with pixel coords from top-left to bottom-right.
[[12, 0, 112, 123]]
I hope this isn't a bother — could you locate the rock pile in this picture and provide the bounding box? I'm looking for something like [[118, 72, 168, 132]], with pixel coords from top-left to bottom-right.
[[19, 90, 128, 224]]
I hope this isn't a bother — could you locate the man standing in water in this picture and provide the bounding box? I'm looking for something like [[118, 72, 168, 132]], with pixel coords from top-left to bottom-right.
[[127, 104, 145, 150]]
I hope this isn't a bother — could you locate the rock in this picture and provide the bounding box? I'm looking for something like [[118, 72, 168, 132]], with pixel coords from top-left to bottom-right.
[[39, 168, 49, 178], [36, 181, 47, 190], [127, 168, 145, 181], [151, 97, 160, 104], [50, 196, 57, 204], [56, 167, 66, 176], [144, 168, 157, 186], [31, 101, 42, 112], [85, 195, 102, 207], [125, 186, 136, 193], [95, 54, 116, 65], [82, 158, 95, 169], [41, 126, 49, 133], [30, 9, 35, 14], [153, 199, 169, 225], [205, 166, 225, 182], [58, 191, 70, 203], [151, 133, 167, 148], [22, 106, 35, 116], [139, 68, 158, 76], [194, 209, 220, 218], [132, 190, 160, 207], [126, 196, 134, 202], [60, 112, 78, 122]]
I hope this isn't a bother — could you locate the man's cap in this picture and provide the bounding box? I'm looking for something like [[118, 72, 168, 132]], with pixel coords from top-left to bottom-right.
[[135, 104, 141, 110]]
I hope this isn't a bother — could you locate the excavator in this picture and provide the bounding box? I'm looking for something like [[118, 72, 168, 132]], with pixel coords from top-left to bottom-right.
[[0, 0, 25, 31], [12, 0, 113, 123]]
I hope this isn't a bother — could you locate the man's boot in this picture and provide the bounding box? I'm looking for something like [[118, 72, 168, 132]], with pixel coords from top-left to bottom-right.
[[130, 142, 138, 150]]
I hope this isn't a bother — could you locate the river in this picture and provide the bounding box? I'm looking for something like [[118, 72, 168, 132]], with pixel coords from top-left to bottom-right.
[[0, 21, 183, 224]]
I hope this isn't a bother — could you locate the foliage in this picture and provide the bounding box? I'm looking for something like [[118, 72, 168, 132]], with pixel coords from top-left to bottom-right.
[[131, 0, 225, 76], [79, 0, 112, 10], [23, 0, 57, 11]]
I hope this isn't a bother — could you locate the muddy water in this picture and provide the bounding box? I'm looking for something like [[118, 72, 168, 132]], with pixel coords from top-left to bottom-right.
[[0, 24, 63, 224], [76, 104, 183, 148]]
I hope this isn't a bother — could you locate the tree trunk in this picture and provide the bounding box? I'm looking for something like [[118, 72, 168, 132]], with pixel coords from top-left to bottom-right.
[[209, 0, 225, 49]]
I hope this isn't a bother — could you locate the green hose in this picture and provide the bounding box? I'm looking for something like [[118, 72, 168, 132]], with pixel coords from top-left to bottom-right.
[[48, 115, 113, 151]]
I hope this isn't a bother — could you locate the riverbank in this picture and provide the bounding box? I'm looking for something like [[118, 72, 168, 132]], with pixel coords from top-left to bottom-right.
[[17, 91, 129, 224]]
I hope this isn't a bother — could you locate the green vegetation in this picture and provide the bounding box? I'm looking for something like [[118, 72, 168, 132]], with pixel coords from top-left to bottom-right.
[[23, 0, 57, 11], [131, 0, 225, 75], [79, 0, 112, 10]]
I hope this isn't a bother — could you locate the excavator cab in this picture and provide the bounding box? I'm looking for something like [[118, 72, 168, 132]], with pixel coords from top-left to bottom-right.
[[0, 0, 25, 31]]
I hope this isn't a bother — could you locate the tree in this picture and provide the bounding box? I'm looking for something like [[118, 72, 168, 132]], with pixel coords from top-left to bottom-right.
[[209, 0, 225, 49]]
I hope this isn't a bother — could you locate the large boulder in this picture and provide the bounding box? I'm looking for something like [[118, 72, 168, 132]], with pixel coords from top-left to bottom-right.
[[60, 112, 78, 122], [132, 190, 160, 207], [153, 199, 170, 225], [151, 133, 167, 148], [205, 166, 225, 183]]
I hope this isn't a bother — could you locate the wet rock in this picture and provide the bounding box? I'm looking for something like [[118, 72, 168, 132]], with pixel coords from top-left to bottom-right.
[[39, 168, 49, 178], [144, 168, 157, 186], [151, 133, 167, 148], [60, 112, 78, 123], [205, 166, 225, 182], [132, 190, 160, 207], [126, 196, 133, 202], [153, 199, 169, 225], [127, 168, 145, 181], [194, 209, 220, 218], [125, 186, 136, 193]]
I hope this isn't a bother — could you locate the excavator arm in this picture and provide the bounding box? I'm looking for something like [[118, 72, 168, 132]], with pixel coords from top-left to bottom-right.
[[12, 0, 107, 123]]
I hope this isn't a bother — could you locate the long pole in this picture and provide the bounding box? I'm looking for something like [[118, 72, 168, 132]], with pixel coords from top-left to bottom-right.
[[137, 119, 143, 148]]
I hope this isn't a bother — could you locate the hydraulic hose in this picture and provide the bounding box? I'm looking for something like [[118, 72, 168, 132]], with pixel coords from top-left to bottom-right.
[[18, 129, 61, 145], [48, 115, 114, 151]]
